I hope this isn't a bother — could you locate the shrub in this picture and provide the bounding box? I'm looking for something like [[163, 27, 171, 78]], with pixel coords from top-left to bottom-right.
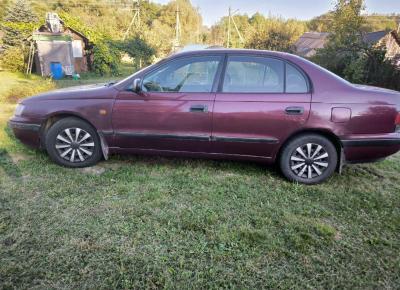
[[92, 41, 121, 76], [0, 46, 25, 72], [117, 36, 156, 70]]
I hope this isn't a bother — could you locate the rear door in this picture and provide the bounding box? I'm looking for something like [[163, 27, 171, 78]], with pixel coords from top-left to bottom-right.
[[212, 55, 312, 159], [112, 55, 223, 153]]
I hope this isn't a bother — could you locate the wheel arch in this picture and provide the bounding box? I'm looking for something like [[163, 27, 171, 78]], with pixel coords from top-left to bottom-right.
[[40, 112, 109, 160], [276, 128, 344, 171]]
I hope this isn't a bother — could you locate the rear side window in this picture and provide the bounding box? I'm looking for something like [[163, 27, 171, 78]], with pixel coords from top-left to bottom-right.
[[223, 56, 284, 93], [286, 63, 309, 93]]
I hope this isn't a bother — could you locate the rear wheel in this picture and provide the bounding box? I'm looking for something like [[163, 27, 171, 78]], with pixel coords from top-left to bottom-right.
[[45, 117, 102, 168], [279, 134, 338, 184]]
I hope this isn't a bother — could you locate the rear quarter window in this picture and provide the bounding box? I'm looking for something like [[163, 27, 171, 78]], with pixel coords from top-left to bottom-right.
[[285, 63, 309, 93]]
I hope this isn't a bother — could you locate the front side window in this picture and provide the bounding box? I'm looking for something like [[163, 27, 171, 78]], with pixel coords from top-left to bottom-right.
[[142, 56, 221, 93], [223, 56, 285, 93]]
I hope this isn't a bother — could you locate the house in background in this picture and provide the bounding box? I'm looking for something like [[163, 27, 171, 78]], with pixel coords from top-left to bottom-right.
[[367, 30, 400, 66], [295, 30, 400, 66], [31, 13, 93, 77], [294, 32, 330, 58]]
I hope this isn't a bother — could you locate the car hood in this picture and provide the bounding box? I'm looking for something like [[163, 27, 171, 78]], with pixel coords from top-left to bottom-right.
[[22, 83, 119, 103]]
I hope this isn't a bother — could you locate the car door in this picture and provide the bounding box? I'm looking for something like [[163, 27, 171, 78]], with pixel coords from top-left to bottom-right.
[[112, 55, 223, 153], [212, 55, 312, 159]]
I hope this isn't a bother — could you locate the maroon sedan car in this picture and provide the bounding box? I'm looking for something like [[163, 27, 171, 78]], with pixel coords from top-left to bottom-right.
[[9, 49, 400, 184]]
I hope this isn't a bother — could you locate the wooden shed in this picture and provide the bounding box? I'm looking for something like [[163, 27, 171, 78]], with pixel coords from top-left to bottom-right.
[[31, 13, 93, 77]]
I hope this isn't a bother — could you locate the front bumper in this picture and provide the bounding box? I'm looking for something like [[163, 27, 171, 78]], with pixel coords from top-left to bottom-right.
[[8, 119, 42, 148], [341, 133, 400, 163]]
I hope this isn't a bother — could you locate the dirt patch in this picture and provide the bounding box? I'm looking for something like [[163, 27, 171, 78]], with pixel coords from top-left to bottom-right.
[[79, 166, 106, 175], [101, 161, 124, 171], [9, 153, 31, 163], [334, 231, 342, 241]]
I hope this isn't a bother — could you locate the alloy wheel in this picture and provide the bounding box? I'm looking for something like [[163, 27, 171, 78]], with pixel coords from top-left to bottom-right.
[[55, 128, 95, 163], [290, 143, 329, 179]]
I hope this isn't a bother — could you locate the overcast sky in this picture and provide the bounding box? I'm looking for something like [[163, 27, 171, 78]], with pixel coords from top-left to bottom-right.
[[151, 0, 400, 27]]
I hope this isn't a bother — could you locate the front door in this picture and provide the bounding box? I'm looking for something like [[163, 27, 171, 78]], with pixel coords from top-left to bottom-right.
[[212, 55, 312, 159], [112, 55, 223, 153]]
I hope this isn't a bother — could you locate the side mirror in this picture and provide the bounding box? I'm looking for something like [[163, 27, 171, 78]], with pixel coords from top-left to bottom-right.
[[132, 78, 142, 93]]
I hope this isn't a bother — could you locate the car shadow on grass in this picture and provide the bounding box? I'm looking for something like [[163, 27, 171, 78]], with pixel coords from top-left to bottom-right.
[[109, 153, 282, 178]]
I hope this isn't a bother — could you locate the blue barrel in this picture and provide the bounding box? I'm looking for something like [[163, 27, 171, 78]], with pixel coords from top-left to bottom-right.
[[50, 62, 64, 80]]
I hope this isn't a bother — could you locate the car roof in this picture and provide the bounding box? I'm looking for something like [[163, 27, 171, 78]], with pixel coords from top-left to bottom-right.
[[171, 48, 292, 59]]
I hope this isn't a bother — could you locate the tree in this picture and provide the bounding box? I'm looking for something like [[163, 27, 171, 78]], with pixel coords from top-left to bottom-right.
[[311, 0, 366, 76], [308, 11, 400, 33], [157, 0, 202, 46], [0, 0, 11, 20], [244, 16, 306, 52], [330, 0, 365, 48], [246, 27, 294, 52], [1, 0, 38, 47], [117, 35, 156, 69], [312, 0, 400, 91]]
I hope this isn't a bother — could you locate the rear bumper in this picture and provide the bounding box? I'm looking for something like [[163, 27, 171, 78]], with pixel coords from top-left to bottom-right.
[[8, 120, 42, 148], [341, 133, 400, 163]]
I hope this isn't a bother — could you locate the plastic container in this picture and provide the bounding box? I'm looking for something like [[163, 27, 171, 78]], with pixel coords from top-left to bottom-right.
[[50, 62, 64, 80]]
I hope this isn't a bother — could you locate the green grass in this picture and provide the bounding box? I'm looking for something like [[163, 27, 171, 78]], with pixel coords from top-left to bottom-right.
[[0, 72, 400, 289], [0, 64, 135, 102], [0, 71, 55, 103], [55, 63, 136, 88]]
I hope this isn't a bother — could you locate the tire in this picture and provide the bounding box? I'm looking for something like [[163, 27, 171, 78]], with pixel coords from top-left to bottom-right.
[[45, 117, 102, 168], [279, 134, 338, 185]]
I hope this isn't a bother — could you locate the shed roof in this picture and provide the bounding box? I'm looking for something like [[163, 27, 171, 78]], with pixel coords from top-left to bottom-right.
[[33, 32, 72, 42], [363, 30, 388, 44]]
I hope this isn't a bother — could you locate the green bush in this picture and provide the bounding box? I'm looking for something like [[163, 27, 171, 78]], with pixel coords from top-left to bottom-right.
[[0, 46, 25, 72], [117, 36, 156, 70], [92, 41, 121, 76]]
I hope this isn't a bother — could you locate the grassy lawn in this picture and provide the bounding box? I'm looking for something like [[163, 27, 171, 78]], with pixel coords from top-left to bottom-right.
[[0, 64, 135, 102], [0, 72, 399, 289]]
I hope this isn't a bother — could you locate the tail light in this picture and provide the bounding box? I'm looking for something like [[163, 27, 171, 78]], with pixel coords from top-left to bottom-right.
[[396, 112, 400, 132]]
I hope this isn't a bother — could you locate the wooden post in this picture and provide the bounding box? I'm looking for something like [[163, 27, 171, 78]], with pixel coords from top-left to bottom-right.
[[26, 41, 35, 75], [227, 7, 231, 48]]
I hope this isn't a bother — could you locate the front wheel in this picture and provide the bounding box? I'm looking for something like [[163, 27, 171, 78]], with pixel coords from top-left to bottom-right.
[[279, 134, 338, 185], [45, 117, 102, 168]]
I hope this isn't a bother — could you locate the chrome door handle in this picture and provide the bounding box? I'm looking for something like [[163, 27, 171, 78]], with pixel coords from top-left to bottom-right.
[[285, 107, 304, 115], [190, 105, 208, 113]]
